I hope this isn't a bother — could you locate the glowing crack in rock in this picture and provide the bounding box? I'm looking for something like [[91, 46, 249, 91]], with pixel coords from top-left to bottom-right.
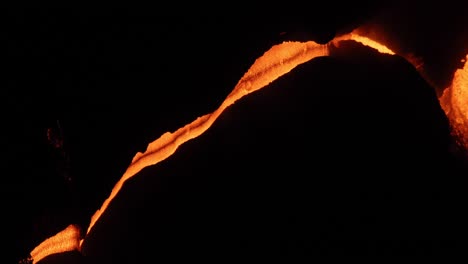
[[24, 31, 468, 263], [439, 55, 468, 150]]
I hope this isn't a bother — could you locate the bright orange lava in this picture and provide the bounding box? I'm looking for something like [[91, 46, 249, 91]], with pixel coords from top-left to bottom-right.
[[82, 41, 328, 246], [440, 55, 468, 150], [29, 224, 80, 264], [24, 32, 468, 263], [334, 32, 396, 55]]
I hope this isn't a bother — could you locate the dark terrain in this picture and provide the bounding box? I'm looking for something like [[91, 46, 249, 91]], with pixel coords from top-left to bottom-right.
[[4, 3, 468, 263]]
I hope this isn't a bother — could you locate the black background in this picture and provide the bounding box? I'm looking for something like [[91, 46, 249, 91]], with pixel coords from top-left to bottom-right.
[[4, 2, 468, 263]]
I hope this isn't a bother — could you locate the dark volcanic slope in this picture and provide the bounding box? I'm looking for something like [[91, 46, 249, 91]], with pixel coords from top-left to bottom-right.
[[79, 41, 468, 263], [7, 5, 468, 263], [7, 7, 386, 263]]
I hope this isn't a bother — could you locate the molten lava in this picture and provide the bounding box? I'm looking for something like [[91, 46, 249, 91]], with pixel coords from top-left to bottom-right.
[[83, 41, 328, 245], [29, 224, 80, 264], [24, 31, 468, 263], [334, 32, 396, 55], [26, 39, 329, 264], [440, 55, 468, 150]]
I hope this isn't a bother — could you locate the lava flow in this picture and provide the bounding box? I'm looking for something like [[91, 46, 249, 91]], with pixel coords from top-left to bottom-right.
[[25, 40, 328, 264], [439, 55, 468, 151], [83, 41, 328, 246], [23, 31, 468, 264], [27, 225, 81, 264], [334, 32, 396, 55]]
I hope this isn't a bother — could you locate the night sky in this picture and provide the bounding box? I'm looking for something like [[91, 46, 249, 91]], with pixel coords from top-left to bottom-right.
[[4, 3, 468, 263]]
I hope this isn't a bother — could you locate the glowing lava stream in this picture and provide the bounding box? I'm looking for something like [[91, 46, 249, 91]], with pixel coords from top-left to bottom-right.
[[333, 32, 396, 55], [27, 41, 328, 264], [440, 55, 468, 150], [83, 42, 328, 244], [25, 31, 468, 263], [29, 225, 81, 264]]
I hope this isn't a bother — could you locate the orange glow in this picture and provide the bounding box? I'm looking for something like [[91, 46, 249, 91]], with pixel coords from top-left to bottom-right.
[[25, 30, 468, 263], [337, 33, 468, 153], [82, 41, 327, 245], [29, 224, 81, 264], [440, 55, 468, 150], [334, 31, 396, 55]]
